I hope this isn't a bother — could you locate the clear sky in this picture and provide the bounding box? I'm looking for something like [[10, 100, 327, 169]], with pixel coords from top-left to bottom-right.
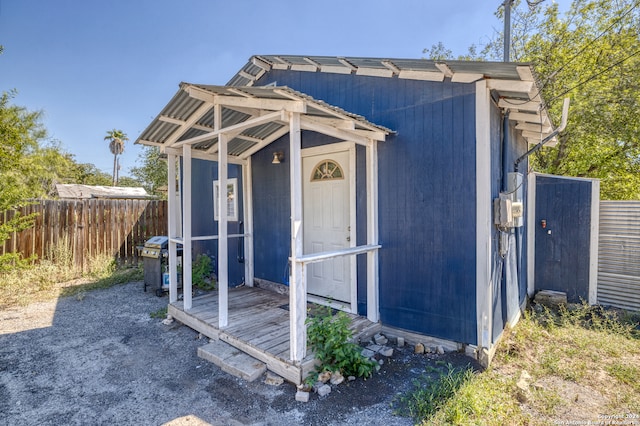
[[0, 0, 569, 177]]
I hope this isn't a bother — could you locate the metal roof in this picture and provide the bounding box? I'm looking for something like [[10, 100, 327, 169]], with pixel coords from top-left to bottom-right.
[[229, 55, 557, 146], [56, 184, 151, 199], [136, 55, 558, 156], [136, 84, 392, 162]]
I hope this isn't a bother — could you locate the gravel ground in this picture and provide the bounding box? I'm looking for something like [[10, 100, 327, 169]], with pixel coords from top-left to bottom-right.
[[0, 281, 479, 425]]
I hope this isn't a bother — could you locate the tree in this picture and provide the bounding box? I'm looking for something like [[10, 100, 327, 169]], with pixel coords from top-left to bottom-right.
[[130, 146, 168, 199], [426, 0, 640, 199], [104, 129, 128, 186], [0, 91, 46, 269], [72, 162, 113, 186], [507, 0, 640, 199]]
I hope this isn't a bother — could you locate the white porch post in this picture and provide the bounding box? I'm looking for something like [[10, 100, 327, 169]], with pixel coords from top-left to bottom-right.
[[182, 145, 193, 310], [218, 133, 229, 328], [289, 111, 306, 362], [242, 156, 254, 287], [167, 153, 178, 303], [366, 140, 380, 323]]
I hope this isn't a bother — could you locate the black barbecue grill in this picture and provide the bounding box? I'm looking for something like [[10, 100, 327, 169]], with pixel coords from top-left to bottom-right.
[[140, 236, 182, 296]]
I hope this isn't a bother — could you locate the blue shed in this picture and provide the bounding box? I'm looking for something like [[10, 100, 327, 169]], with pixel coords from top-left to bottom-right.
[[136, 55, 558, 381]]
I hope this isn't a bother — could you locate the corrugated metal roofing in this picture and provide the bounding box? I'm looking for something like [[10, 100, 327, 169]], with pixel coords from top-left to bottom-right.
[[229, 55, 556, 145], [136, 83, 392, 160], [137, 54, 558, 156]]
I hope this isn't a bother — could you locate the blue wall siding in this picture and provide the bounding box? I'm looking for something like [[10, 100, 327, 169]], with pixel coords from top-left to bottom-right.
[[253, 70, 478, 344], [489, 105, 529, 342], [189, 159, 245, 287]]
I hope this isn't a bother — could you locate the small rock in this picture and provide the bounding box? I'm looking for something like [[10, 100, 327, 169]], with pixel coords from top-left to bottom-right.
[[366, 344, 382, 353], [424, 346, 432, 354], [295, 390, 310, 402], [378, 359, 384, 365], [361, 348, 375, 358], [265, 372, 284, 386], [312, 381, 323, 393], [397, 337, 405, 347], [161, 317, 174, 326], [379, 346, 393, 357], [317, 384, 331, 397], [516, 378, 529, 392], [436, 345, 445, 355], [515, 388, 528, 403], [318, 371, 332, 383], [375, 364, 381, 372], [348, 376, 356, 382], [519, 370, 532, 382], [330, 371, 344, 385], [374, 334, 388, 345], [414, 343, 425, 354], [297, 383, 311, 391], [197, 333, 204, 340]]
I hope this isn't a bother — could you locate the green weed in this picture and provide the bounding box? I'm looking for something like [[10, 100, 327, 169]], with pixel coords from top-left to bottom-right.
[[305, 305, 377, 381], [150, 306, 168, 319]]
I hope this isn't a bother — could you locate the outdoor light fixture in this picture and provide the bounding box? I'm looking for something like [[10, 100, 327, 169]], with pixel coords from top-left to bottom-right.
[[272, 151, 284, 164]]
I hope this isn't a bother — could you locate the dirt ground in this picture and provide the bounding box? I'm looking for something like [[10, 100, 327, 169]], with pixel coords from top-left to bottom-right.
[[0, 281, 479, 426]]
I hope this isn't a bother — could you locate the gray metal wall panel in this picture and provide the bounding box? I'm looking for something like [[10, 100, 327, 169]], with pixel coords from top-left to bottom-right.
[[598, 201, 640, 311]]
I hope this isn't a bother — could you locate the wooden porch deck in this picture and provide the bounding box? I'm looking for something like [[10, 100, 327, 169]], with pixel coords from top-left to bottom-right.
[[168, 286, 380, 384]]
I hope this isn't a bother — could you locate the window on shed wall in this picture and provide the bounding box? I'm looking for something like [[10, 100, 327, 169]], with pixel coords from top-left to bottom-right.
[[213, 178, 238, 222]]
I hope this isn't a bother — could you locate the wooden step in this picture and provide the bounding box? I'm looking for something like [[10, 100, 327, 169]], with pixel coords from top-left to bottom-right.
[[198, 340, 266, 382]]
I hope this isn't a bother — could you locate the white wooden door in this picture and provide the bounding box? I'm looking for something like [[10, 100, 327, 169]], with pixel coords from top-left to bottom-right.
[[302, 147, 352, 303]]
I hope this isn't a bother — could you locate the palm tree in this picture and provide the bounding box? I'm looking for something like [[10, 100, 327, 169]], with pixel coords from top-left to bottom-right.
[[104, 129, 128, 186]]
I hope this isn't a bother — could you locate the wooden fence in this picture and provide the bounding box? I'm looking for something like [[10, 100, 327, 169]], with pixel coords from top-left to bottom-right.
[[0, 199, 167, 268]]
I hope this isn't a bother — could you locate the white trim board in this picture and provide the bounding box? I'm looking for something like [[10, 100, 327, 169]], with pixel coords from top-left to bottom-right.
[[475, 79, 493, 367]]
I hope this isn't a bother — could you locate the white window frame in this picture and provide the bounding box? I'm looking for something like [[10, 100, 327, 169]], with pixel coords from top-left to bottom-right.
[[213, 178, 239, 222]]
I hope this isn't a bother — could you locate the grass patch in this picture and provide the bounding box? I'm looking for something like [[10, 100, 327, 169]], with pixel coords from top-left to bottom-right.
[[150, 306, 168, 319], [398, 363, 527, 425], [398, 302, 640, 425], [0, 237, 143, 308]]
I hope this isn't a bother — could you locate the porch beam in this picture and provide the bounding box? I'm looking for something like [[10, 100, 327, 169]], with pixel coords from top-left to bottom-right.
[[366, 140, 380, 323], [182, 144, 193, 310], [163, 147, 247, 165], [243, 156, 255, 287], [289, 111, 306, 362], [165, 101, 214, 147], [218, 132, 229, 329], [302, 116, 356, 130], [185, 85, 307, 113], [171, 110, 286, 148], [238, 126, 290, 159], [167, 153, 178, 304], [158, 115, 214, 133], [300, 116, 372, 146], [216, 95, 306, 113]]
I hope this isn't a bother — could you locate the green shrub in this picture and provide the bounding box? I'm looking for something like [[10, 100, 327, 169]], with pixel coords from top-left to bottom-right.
[[305, 305, 377, 380], [192, 254, 215, 290]]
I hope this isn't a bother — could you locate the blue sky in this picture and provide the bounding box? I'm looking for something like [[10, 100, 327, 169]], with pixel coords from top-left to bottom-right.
[[0, 0, 569, 176]]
